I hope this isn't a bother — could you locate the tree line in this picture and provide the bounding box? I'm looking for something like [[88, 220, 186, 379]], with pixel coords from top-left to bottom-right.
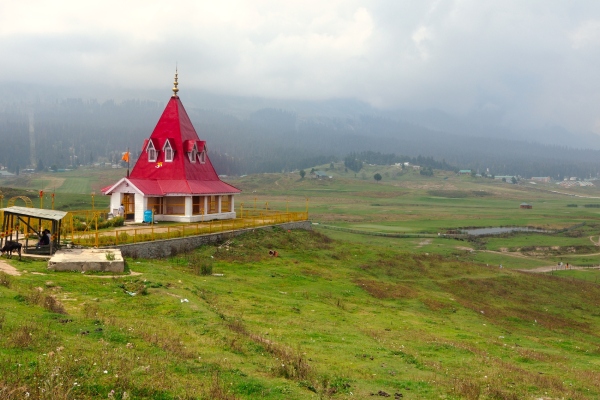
[[1, 99, 600, 179]]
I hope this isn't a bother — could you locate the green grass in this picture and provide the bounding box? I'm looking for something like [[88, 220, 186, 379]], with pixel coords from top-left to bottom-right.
[[548, 268, 600, 283], [2, 228, 600, 399], [1, 167, 124, 210], [3, 167, 600, 398]]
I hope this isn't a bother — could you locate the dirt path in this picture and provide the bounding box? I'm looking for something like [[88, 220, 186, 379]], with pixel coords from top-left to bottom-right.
[[0, 260, 20, 276], [519, 265, 600, 273], [417, 239, 432, 248], [560, 251, 600, 258], [42, 177, 65, 191], [590, 236, 600, 246]]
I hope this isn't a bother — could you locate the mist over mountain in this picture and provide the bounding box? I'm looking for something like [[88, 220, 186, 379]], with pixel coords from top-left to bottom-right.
[[1, 85, 600, 179]]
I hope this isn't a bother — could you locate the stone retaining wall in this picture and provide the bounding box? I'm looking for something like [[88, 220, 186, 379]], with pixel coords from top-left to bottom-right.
[[108, 221, 312, 258]]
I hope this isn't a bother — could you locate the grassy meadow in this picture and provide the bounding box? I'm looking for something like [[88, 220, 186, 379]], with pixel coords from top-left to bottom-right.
[[2, 165, 600, 398]]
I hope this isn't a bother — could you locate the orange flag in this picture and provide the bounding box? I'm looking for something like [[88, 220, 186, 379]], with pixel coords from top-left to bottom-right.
[[121, 151, 130, 163]]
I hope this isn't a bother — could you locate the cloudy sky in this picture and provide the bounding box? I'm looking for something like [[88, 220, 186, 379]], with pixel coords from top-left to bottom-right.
[[2, 1, 600, 133]]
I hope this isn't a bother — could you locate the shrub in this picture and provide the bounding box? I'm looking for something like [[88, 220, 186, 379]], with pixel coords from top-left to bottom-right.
[[200, 263, 214, 276], [82, 302, 99, 319], [26, 287, 44, 305], [0, 272, 11, 288], [188, 253, 214, 275], [9, 323, 36, 348], [111, 216, 125, 227], [72, 215, 125, 231], [43, 295, 67, 314]]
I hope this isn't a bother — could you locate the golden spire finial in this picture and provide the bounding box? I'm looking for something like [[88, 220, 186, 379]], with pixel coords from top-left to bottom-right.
[[172, 66, 179, 98]]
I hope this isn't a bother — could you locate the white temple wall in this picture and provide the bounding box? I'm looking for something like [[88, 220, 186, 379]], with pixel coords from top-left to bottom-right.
[[134, 195, 145, 223], [110, 194, 121, 215]]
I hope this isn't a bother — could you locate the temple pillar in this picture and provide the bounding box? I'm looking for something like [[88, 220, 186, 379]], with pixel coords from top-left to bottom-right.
[[185, 196, 193, 217]]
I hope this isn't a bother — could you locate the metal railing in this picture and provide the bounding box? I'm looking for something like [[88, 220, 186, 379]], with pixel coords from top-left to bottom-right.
[[65, 211, 308, 247]]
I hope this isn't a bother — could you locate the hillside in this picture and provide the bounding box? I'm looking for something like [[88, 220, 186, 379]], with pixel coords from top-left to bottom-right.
[[1, 227, 600, 399], [3, 94, 600, 178]]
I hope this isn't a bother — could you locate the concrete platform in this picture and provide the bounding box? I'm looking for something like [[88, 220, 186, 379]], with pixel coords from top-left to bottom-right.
[[48, 249, 125, 273]]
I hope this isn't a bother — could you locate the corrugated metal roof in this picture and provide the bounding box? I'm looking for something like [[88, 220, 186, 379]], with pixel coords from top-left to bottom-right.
[[102, 97, 241, 197], [0, 206, 68, 221]]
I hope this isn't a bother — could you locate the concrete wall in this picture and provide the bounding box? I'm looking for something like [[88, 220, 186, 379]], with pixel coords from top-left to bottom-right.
[[109, 220, 312, 258]]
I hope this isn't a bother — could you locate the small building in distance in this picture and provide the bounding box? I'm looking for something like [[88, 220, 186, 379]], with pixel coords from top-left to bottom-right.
[[531, 177, 551, 183], [458, 170, 471, 175], [102, 72, 241, 223], [313, 171, 332, 179], [520, 203, 533, 209]]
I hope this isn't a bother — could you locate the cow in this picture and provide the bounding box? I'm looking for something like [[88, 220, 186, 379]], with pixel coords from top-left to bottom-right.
[[1, 241, 22, 260]]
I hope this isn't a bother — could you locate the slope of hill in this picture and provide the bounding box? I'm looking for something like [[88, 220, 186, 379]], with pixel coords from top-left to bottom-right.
[[1, 227, 599, 399], [2, 88, 600, 178]]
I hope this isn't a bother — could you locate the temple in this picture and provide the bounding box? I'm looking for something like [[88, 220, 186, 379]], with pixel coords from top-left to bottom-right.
[[102, 71, 241, 223]]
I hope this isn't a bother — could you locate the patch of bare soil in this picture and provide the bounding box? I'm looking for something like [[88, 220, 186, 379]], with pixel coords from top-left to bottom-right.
[[417, 239, 432, 248], [41, 177, 66, 191], [455, 246, 474, 251], [0, 260, 20, 276]]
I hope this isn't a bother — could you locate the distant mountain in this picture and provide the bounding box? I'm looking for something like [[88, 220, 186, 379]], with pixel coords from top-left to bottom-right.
[[382, 108, 600, 150], [1, 83, 600, 179]]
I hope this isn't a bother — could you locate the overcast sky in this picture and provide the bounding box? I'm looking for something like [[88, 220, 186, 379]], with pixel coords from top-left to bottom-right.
[[2, 1, 600, 133]]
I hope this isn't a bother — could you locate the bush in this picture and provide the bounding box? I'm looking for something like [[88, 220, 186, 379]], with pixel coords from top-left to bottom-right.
[[0, 272, 11, 288], [72, 215, 125, 231], [43, 295, 67, 314], [188, 253, 214, 275], [200, 263, 213, 276]]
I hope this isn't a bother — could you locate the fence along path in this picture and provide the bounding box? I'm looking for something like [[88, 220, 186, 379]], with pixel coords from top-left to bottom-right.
[[64, 211, 308, 247]]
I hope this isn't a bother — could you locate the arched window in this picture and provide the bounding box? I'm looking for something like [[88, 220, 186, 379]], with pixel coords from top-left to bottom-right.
[[147, 141, 157, 162], [188, 145, 197, 163], [163, 140, 174, 162]]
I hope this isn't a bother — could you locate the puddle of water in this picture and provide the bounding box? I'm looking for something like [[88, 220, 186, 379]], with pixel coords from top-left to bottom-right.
[[462, 227, 549, 236]]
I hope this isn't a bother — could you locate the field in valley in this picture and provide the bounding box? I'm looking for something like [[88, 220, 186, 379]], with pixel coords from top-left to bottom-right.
[[1, 166, 600, 399]]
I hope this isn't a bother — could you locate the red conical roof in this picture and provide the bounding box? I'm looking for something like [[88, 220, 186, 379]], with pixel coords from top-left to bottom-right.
[[119, 96, 240, 195]]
